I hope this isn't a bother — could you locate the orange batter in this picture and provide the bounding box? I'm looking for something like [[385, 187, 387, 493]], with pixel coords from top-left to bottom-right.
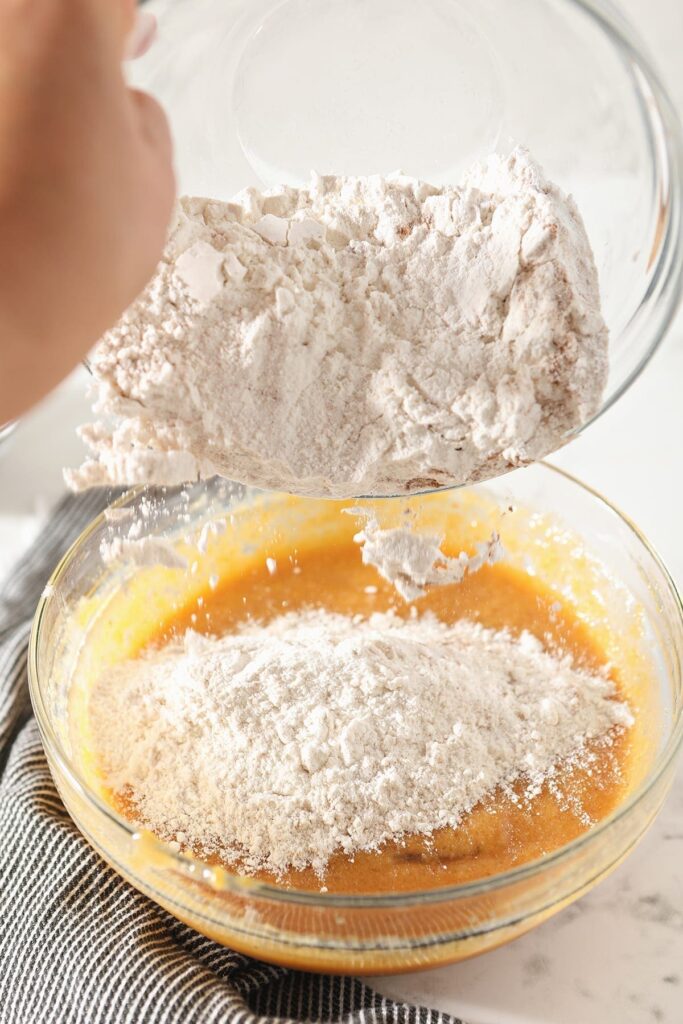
[[106, 534, 632, 895]]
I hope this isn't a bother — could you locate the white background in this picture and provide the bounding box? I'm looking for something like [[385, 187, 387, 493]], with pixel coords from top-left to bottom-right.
[[0, 1, 681, 1022]]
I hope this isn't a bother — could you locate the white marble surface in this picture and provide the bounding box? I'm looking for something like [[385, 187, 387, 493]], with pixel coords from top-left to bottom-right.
[[0, 0, 681, 1022]]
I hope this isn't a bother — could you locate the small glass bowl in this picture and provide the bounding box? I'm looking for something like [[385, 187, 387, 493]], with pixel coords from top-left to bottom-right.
[[133, 0, 683, 447], [29, 464, 683, 974]]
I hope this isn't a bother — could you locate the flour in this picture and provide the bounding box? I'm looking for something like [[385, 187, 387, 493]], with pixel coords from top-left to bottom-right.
[[89, 609, 631, 878], [103, 507, 134, 524], [99, 535, 187, 570], [196, 517, 227, 554], [67, 148, 608, 498], [347, 508, 504, 600]]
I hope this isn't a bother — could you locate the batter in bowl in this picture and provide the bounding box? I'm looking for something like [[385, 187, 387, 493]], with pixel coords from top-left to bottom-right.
[[77, 495, 641, 896]]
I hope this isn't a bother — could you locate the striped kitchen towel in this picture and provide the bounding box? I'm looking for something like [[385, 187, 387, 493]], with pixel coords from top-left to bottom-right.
[[0, 490, 464, 1024]]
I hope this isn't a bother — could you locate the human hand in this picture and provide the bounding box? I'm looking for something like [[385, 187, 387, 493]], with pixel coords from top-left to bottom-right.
[[0, 0, 176, 422]]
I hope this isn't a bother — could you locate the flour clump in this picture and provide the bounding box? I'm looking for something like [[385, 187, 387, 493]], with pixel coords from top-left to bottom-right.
[[347, 507, 505, 601], [89, 609, 631, 878], [68, 148, 608, 497]]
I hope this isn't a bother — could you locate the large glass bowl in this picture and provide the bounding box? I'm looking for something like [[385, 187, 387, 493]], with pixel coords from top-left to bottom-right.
[[29, 464, 683, 974], [131, 0, 683, 445]]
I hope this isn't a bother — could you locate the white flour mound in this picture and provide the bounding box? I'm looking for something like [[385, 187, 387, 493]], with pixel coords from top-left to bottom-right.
[[89, 609, 631, 878], [347, 507, 504, 601], [67, 148, 608, 498]]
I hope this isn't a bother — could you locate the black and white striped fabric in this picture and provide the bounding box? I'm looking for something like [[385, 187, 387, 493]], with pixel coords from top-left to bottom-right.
[[0, 491, 464, 1024]]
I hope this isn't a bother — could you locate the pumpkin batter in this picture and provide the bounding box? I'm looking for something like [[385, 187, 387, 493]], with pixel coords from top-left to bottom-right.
[[103, 528, 633, 895]]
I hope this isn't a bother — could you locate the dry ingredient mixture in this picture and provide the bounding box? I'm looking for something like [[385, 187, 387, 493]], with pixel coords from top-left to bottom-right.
[[67, 148, 608, 498], [348, 507, 504, 601], [90, 608, 631, 879], [99, 535, 188, 569], [72, 146, 626, 891]]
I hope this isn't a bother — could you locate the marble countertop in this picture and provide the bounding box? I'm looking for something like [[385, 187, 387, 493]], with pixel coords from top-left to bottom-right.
[[0, 0, 681, 1021]]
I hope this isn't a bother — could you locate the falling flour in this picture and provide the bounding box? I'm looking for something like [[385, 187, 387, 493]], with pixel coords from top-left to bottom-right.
[[99, 535, 188, 570], [89, 609, 632, 878], [347, 507, 505, 601], [67, 148, 608, 498]]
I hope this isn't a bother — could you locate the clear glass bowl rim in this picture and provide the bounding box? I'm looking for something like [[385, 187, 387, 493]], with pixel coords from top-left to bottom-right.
[[28, 463, 683, 908], [571, 0, 683, 432]]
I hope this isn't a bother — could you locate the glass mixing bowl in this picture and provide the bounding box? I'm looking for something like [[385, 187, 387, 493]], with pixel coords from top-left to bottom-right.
[[29, 464, 683, 974], [131, 0, 682, 444]]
